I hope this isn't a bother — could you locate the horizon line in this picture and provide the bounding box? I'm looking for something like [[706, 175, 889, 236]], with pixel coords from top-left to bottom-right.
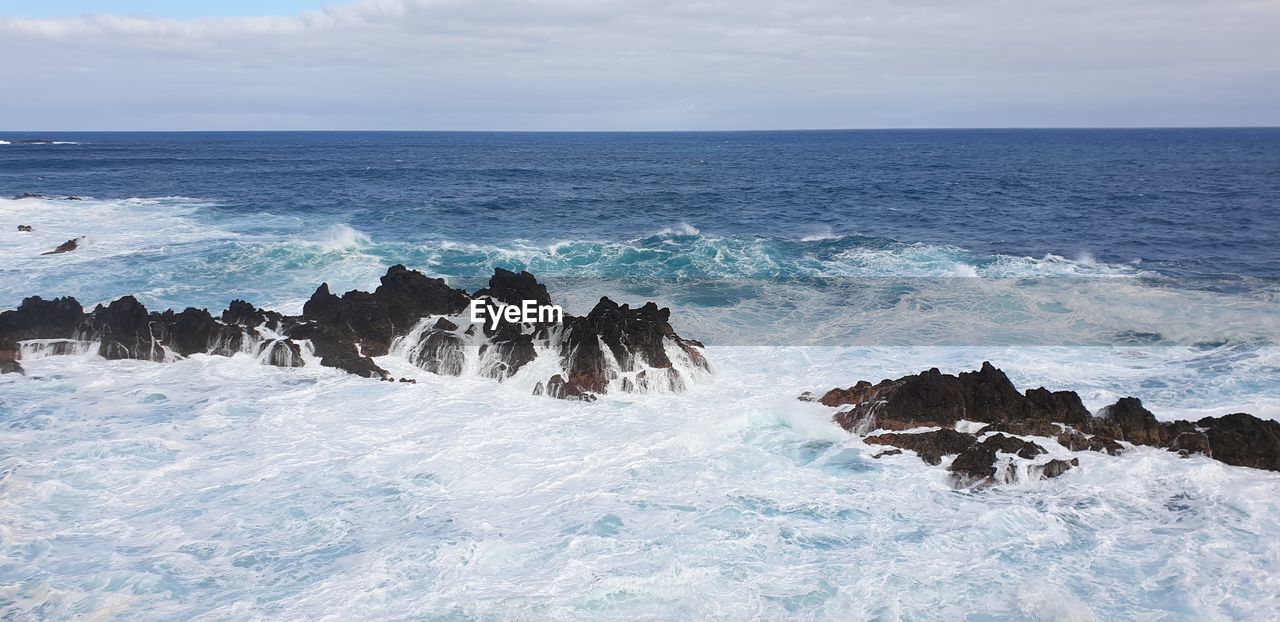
[[3, 125, 1280, 134]]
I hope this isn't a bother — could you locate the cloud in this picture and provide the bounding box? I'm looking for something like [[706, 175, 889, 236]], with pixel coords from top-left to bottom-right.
[[1, 0, 1277, 130]]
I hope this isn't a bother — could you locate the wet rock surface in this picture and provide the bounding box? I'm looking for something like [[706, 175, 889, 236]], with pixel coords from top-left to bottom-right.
[[0, 265, 708, 401], [806, 362, 1280, 485]]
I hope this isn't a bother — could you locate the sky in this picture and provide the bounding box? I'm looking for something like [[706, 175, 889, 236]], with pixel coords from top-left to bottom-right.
[[1, 0, 1278, 131]]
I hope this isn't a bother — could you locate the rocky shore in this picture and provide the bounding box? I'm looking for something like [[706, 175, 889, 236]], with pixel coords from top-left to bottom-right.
[[802, 362, 1280, 484], [0, 265, 709, 401]]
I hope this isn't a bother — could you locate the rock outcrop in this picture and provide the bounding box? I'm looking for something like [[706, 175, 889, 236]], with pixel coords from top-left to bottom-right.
[[0, 265, 708, 400], [41, 237, 82, 255], [804, 363, 1280, 485]]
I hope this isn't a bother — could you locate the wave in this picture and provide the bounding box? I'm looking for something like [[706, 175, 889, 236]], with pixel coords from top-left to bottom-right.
[[3, 195, 1277, 347]]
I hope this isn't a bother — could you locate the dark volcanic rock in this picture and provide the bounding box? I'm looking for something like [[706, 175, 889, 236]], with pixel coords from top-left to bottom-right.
[[0, 265, 708, 397], [864, 429, 977, 466], [473, 267, 552, 307], [259, 339, 304, 367], [1096, 397, 1168, 446], [827, 362, 1032, 432], [1056, 429, 1124, 455], [301, 266, 469, 357], [412, 330, 465, 376], [1196, 414, 1280, 471], [90, 296, 164, 361], [814, 362, 1280, 481], [373, 264, 470, 337], [1024, 387, 1093, 428], [41, 237, 82, 255], [981, 433, 1047, 459], [948, 442, 1001, 486], [221, 299, 281, 330], [979, 419, 1061, 437], [545, 374, 598, 402], [154, 308, 223, 357], [1035, 458, 1079, 479], [480, 331, 537, 380], [0, 296, 84, 350], [556, 296, 708, 399], [948, 434, 1045, 486], [0, 357, 22, 375], [17, 225, 32, 232]]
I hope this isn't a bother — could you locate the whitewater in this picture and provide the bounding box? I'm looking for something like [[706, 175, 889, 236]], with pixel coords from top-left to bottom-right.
[[3, 128, 1280, 620], [3, 193, 1279, 620]]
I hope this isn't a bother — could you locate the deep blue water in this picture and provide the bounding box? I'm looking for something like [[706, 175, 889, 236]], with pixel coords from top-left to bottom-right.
[[4, 129, 1278, 278]]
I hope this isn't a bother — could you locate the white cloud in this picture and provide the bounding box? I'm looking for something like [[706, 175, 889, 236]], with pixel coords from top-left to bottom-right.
[[1, 0, 1277, 129]]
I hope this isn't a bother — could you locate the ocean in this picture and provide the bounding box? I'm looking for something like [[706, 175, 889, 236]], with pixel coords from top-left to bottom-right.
[[2, 129, 1279, 619]]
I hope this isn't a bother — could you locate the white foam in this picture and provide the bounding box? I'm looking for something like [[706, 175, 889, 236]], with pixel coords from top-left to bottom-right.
[[3, 345, 1278, 619]]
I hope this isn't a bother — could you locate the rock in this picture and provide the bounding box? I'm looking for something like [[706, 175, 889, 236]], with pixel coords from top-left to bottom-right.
[[948, 442, 1002, 486], [1035, 458, 1079, 479], [825, 362, 1038, 432], [0, 357, 23, 375], [1024, 387, 1093, 428], [14, 192, 46, 199], [411, 329, 465, 376], [1096, 397, 1168, 446], [65, 196, 82, 201], [1056, 429, 1124, 455], [41, 237, 82, 255], [0, 265, 709, 395], [372, 264, 470, 339], [398, 377, 416, 384], [1196, 413, 1280, 471], [89, 296, 165, 361], [259, 339, 304, 367], [980, 433, 1047, 459], [17, 225, 32, 232], [221, 299, 280, 330], [947, 434, 1044, 486], [979, 419, 1060, 437], [300, 266, 470, 357], [814, 362, 1280, 480], [545, 374, 598, 402], [473, 267, 553, 307], [152, 308, 222, 357], [0, 296, 85, 350], [872, 449, 903, 459], [863, 429, 977, 466], [288, 321, 389, 379], [1170, 431, 1212, 457], [479, 330, 537, 380]]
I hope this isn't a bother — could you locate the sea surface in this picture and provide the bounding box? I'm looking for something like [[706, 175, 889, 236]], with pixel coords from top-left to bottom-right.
[[2, 130, 1279, 620]]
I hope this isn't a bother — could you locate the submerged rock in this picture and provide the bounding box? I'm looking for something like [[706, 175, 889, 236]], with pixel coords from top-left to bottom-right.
[[17, 225, 32, 232]]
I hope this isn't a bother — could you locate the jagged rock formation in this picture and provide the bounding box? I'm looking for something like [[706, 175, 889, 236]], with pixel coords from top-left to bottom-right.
[[803, 362, 1280, 485], [0, 265, 709, 401]]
